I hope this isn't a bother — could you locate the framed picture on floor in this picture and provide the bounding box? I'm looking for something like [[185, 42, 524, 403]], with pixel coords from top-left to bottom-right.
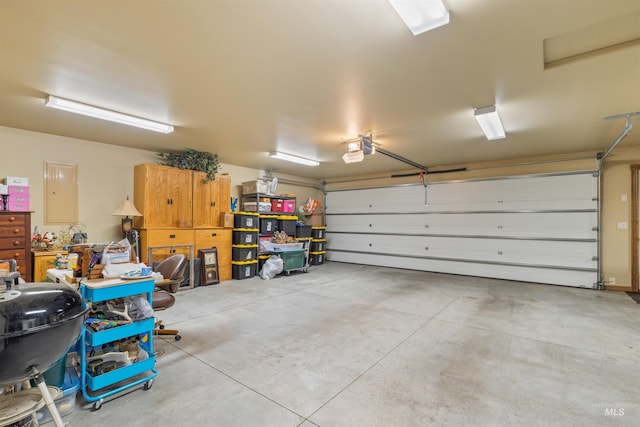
[[199, 247, 219, 286]]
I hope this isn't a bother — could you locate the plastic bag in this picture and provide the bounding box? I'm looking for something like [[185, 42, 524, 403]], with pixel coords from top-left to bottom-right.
[[259, 255, 283, 280], [125, 295, 154, 320]]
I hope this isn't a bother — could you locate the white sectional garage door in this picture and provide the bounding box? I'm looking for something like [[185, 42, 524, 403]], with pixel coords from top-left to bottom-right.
[[325, 172, 599, 288]]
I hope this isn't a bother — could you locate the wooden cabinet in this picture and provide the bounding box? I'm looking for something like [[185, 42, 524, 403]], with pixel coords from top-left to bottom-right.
[[139, 228, 193, 264], [0, 211, 32, 281], [32, 250, 67, 282], [193, 173, 231, 227], [134, 164, 233, 284], [134, 164, 193, 228], [195, 228, 232, 282]]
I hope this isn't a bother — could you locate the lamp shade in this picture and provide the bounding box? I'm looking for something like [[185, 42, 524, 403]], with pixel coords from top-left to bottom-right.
[[112, 198, 142, 217]]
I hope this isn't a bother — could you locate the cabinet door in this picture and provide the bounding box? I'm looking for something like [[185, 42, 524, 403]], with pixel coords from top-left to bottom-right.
[[194, 228, 232, 282], [135, 164, 193, 228], [193, 173, 231, 227]]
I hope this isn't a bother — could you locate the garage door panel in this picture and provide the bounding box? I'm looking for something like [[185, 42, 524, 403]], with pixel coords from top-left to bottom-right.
[[327, 173, 597, 214], [328, 251, 597, 288], [327, 212, 597, 239], [328, 233, 596, 269]]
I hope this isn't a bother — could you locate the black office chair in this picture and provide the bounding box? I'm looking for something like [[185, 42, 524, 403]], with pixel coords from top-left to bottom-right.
[[151, 254, 187, 341]]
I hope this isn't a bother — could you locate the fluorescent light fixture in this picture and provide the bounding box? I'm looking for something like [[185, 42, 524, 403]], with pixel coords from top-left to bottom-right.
[[388, 0, 450, 35], [269, 151, 319, 166], [474, 105, 506, 140], [45, 95, 174, 133]]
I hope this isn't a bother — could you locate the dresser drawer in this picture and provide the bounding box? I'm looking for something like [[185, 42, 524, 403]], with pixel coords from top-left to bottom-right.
[[0, 213, 26, 227], [0, 248, 26, 261], [0, 225, 27, 238], [0, 236, 28, 250]]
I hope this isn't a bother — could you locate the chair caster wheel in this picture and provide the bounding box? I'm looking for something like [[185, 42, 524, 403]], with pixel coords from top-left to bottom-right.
[[159, 324, 165, 330], [175, 334, 182, 341]]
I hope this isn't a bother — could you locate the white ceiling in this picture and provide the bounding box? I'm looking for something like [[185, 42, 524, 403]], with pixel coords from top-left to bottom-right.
[[2, 0, 640, 180]]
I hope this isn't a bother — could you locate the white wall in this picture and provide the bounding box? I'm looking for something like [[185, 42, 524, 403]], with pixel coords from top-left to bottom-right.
[[0, 126, 323, 243]]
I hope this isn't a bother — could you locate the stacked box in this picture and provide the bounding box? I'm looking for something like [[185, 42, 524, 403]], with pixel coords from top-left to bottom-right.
[[310, 239, 326, 252], [233, 228, 259, 245], [232, 244, 258, 261], [4, 181, 30, 211], [242, 180, 271, 194], [232, 260, 257, 279], [234, 211, 259, 228], [258, 254, 271, 271], [295, 225, 312, 238], [270, 199, 284, 212], [243, 201, 272, 212], [309, 251, 326, 265], [282, 200, 295, 212], [259, 215, 278, 235], [277, 215, 297, 236], [311, 226, 326, 239]]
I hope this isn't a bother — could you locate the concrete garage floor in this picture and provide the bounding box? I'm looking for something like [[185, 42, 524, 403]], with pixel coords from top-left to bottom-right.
[[66, 262, 639, 426]]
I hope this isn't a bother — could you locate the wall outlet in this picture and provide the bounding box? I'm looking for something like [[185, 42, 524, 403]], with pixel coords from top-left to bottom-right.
[[617, 222, 628, 230], [621, 194, 628, 202], [609, 277, 616, 285]]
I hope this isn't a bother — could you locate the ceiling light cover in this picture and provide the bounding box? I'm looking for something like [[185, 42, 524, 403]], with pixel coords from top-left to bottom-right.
[[269, 151, 319, 166], [45, 95, 174, 134], [474, 105, 506, 140], [342, 150, 365, 164], [388, 0, 450, 35]]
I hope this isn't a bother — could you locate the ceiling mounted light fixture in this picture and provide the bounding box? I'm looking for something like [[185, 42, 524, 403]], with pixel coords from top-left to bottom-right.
[[388, 0, 450, 35], [45, 95, 174, 134], [342, 135, 376, 164], [269, 151, 319, 167], [474, 105, 506, 140]]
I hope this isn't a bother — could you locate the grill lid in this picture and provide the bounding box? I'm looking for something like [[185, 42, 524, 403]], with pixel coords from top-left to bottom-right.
[[0, 282, 84, 338]]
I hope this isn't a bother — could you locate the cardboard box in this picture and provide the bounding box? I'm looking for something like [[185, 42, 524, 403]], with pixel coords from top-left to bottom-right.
[[7, 194, 29, 204], [3, 176, 28, 186], [220, 212, 234, 228], [242, 180, 271, 194]]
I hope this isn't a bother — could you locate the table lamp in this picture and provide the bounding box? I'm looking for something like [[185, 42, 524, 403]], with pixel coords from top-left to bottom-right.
[[112, 196, 142, 238]]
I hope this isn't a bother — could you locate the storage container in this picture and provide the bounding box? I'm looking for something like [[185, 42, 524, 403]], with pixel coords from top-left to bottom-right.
[[232, 228, 259, 245], [234, 211, 260, 229], [7, 194, 29, 204], [243, 201, 272, 212], [259, 215, 278, 235], [295, 225, 312, 238], [277, 215, 297, 236], [232, 244, 258, 261], [3, 176, 29, 186], [232, 260, 257, 279], [270, 199, 284, 212], [258, 254, 271, 271], [282, 200, 295, 213], [310, 239, 326, 252], [36, 365, 80, 424], [260, 241, 304, 252], [7, 185, 29, 195], [242, 180, 271, 194], [6, 202, 30, 211], [259, 235, 273, 253], [309, 251, 326, 265], [275, 249, 306, 271], [311, 226, 326, 239]]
